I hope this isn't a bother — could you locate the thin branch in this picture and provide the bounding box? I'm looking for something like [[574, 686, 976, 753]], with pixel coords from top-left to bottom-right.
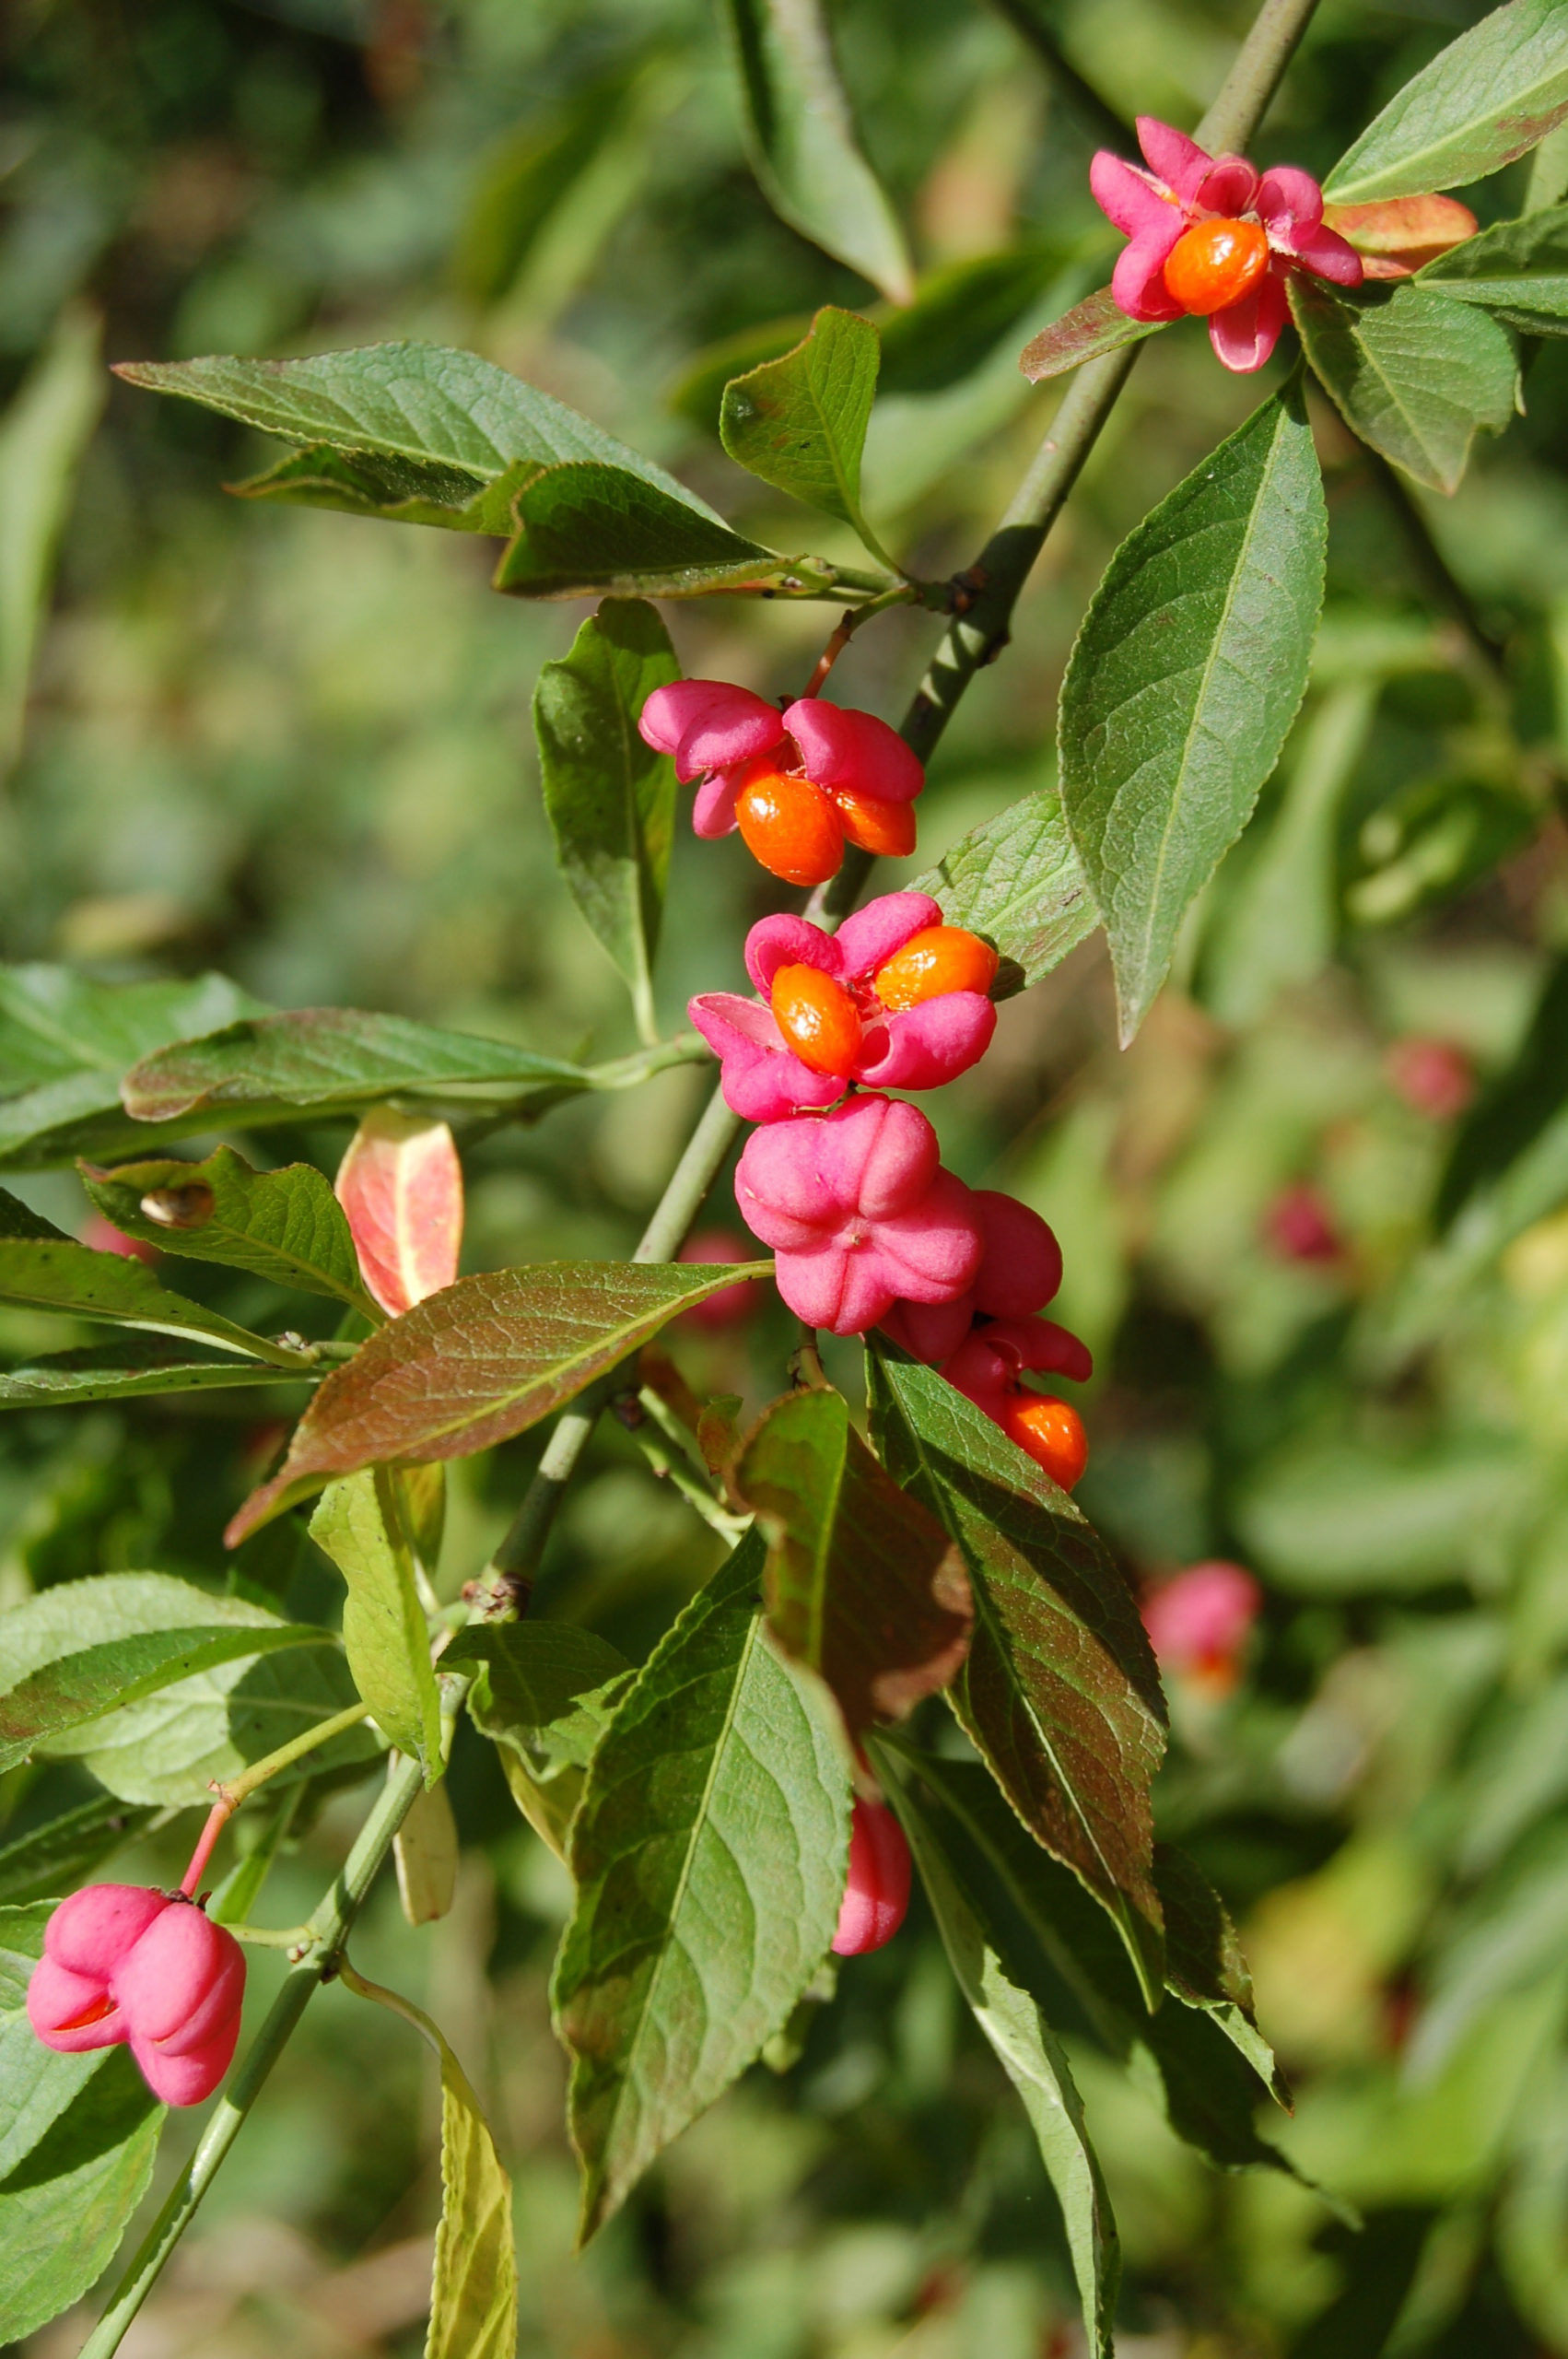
[[980, 0, 1135, 150], [1363, 445, 1509, 678]]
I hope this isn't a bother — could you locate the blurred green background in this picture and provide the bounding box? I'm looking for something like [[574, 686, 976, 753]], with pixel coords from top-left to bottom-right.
[[6, 0, 1568, 2352]]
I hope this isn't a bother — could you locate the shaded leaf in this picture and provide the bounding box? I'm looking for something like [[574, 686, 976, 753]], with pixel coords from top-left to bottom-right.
[[1324, 0, 1568, 205], [0, 2041, 162, 2343], [0, 308, 104, 778], [1059, 381, 1325, 1043], [552, 1532, 851, 2236], [1020, 286, 1164, 383], [495, 463, 818, 600], [534, 600, 681, 1039], [883, 247, 1079, 393], [310, 1470, 444, 1777], [1291, 274, 1518, 495], [0, 1336, 309, 1407], [334, 1112, 463, 1320], [911, 786, 1097, 998], [731, 1385, 971, 1732], [0, 1233, 307, 1367], [1420, 201, 1568, 331], [0, 964, 267, 1172], [0, 1796, 157, 1907], [81, 1144, 376, 1316], [720, 308, 886, 558], [447, 1621, 632, 1856], [867, 1346, 1166, 2000], [719, 0, 915, 303], [115, 343, 727, 531], [872, 1752, 1119, 2356], [394, 1778, 460, 1928], [226, 1259, 773, 1542], [454, 64, 648, 308], [121, 1005, 587, 1127]]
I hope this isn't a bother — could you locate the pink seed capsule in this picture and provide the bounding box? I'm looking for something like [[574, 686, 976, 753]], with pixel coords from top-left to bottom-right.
[[27, 1884, 246, 2107], [832, 1798, 912, 1956]]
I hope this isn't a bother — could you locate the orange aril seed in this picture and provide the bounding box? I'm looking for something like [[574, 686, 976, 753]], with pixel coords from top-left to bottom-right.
[[1163, 217, 1270, 315], [735, 767, 844, 886], [1004, 1394, 1088, 1490], [873, 923, 999, 1012], [832, 787, 918, 860], [770, 963, 863, 1076]]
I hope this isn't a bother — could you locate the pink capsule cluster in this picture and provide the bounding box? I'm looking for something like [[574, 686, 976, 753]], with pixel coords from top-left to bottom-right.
[[27, 1884, 245, 2106]]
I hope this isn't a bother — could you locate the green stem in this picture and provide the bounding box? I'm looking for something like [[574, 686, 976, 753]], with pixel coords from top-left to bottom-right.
[[981, 0, 1135, 149]]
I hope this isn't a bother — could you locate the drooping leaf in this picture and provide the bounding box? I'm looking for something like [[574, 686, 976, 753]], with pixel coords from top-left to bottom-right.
[[1059, 381, 1326, 1043], [1020, 287, 1164, 383], [394, 1778, 460, 1927], [1419, 202, 1568, 331], [309, 1470, 444, 1778], [0, 964, 268, 1171], [120, 1005, 587, 1128], [867, 1347, 1166, 2000], [720, 308, 887, 559], [0, 1338, 311, 1408], [494, 463, 818, 600], [114, 343, 730, 532], [426, 2025, 519, 2359], [1324, 0, 1568, 205], [0, 1233, 308, 1367], [446, 1621, 632, 1855], [0, 2039, 162, 2343], [0, 1795, 157, 1907], [552, 1532, 851, 2236], [872, 1752, 1119, 2357], [1290, 275, 1518, 495], [0, 308, 104, 779], [534, 600, 681, 1039], [731, 1385, 971, 1732], [719, 0, 915, 304], [80, 1144, 378, 1317], [333, 1111, 464, 1319], [911, 786, 1098, 998], [226, 1259, 774, 1542]]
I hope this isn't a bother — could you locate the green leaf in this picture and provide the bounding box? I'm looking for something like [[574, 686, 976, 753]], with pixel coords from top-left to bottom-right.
[[0, 1233, 309, 1367], [0, 307, 104, 779], [552, 1531, 851, 2236], [309, 1470, 444, 1777], [872, 1753, 1119, 2358], [0, 964, 268, 1171], [1419, 201, 1568, 330], [0, 1339, 312, 1407], [114, 342, 728, 532], [0, 1904, 104, 2181], [911, 786, 1098, 999], [454, 64, 647, 309], [534, 600, 681, 1040], [0, 2042, 162, 2343], [1290, 275, 1518, 494], [731, 1385, 971, 1733], [1324, 0, 1568, 204], [226, 1259, 773, 1542], [1059, 381, 1326, 1044], [80, 1144, 377, 1317], [881, 247, 1079, 394], [120, 1005, 588, 1129], [0, 1795, 157, 1907], [445, 1622, 632, 1856], [720, 308, 888, 562], [1233, 1435, 1528, 1596], [719, 0, 915, 305], [1020, 287, 1164, 384], [426, 2025, 519, 2359], [867, 1347, 1166, 2001], [494, 463, 820, 600]]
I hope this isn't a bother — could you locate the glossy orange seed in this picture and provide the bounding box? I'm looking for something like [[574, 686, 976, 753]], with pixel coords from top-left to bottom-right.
[[1005, 1394, 1088, 1491], [832, 787, 918, 860], [770, 963, 863, 1076], [1163, 217, 1270, 315], [872, 923, 999, 1012], [735, 769, 844, 886]]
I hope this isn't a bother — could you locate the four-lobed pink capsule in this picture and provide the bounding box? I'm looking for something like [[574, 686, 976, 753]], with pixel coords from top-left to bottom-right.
[[27, 1884, 246, 2107]]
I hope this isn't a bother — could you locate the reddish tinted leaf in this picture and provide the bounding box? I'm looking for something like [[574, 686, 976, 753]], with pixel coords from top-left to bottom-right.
[[1323, 195, 1479, 278], [732, 1386, 971, 1734], [1020, 289, 1163, 385], [334, 1110, 464, 1318], [225, 1259, 772, 1543]]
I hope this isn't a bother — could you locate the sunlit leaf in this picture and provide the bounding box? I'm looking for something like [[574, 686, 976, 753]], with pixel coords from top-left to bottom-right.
[[1324, 0, 1568, 205], [0, 2038, 162, 2343], [912, 786, 1098, 998], [1020, 287, 1163, 383], [720, 308, 886, 558], [0, 1231, 306, 1367], [426, 2030, 518, 2359], [334, 1111, 464, 1320], [1419, 201, 1568, 332], [310, 1470, 444, 1777], [81, 1144, 376, 1317]]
